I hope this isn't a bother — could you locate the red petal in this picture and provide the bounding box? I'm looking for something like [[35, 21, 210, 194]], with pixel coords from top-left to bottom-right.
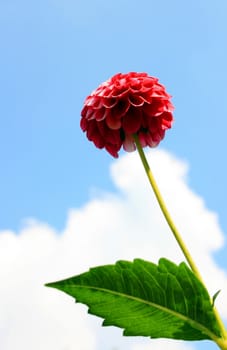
[[147, 117, 159, 133], [160, 112, 173, 129], [111, 87, 129, 98], [122, 107, 142, 134], [142, 100, 166, 117], [142, 77, 158, 87], [83, 107, 95, 120], [123, 134, 136, 152], [97, 121, 122, 145], [112, 98, 130, 118], [86, 121, 105, 148], [93, 107, 106, 121], [80, 117, 87, 131], [106, 110, 122, 130], [128, 94, 145, 107], [102, 98, 118, 108], [105, 144, 120, 158]]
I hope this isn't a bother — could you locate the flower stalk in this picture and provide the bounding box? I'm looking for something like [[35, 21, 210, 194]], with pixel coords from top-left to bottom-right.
[[133, 133, 227, 344], [216, 339, 227, 350]]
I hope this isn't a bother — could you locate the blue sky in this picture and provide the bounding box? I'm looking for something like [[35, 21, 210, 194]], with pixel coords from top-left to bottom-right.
[[0, 1, 227, 350], [1, 0, 227, 234]]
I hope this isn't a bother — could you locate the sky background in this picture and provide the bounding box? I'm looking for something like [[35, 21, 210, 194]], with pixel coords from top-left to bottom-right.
[[0, 1, 227, 349]]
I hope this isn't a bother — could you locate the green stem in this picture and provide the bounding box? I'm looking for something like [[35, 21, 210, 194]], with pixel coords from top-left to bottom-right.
[[216, 338, 227, 350], [134, 134, 227, 341], [134, 135, 202, 278]]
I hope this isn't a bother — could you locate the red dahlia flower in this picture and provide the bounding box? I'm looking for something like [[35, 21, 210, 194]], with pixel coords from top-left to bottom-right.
[[80, 72, 174, 158]]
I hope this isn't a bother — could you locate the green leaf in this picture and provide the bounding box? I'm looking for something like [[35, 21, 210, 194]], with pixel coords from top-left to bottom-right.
[[46, 258, 220, 341]]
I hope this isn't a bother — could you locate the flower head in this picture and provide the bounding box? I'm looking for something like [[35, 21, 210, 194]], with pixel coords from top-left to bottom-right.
[[80, 72, 174, 158]]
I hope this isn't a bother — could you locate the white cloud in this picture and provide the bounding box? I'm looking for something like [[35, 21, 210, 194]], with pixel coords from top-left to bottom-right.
[[0, 149, 226, 350]]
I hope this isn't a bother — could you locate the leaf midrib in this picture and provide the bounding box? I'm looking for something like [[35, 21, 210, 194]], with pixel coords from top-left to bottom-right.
[[72, 284, 217, 340]]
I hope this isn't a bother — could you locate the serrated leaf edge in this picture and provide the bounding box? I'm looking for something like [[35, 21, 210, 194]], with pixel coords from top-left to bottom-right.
[[48, 282, 219, 341]]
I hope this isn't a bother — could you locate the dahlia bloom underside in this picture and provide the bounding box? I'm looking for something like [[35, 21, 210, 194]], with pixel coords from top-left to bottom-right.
[[80, 72, 174, 158]]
